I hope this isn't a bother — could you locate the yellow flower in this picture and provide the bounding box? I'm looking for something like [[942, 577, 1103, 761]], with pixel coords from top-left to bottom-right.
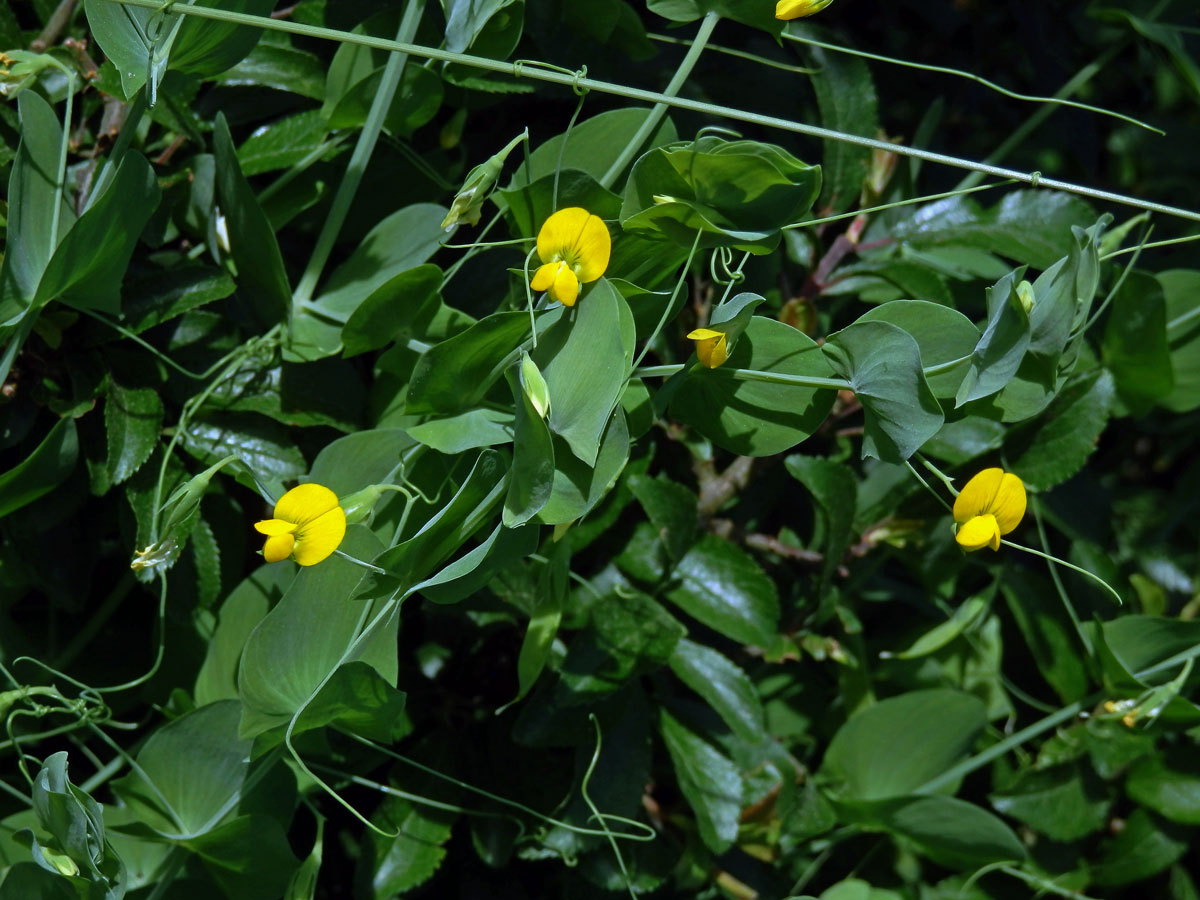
[[776, 0, 833, 18], [687, 328, 729, 368], [254, 483, 346, 566], [529, 207, 611, 307], [952, 468, 1026, 552]]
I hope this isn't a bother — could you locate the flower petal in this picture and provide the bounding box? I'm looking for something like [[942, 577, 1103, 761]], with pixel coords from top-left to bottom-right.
[[536, 207, 591, 265], [955, 514, 1001, 552], [254, 518, 298, 536], [690, 331, 728, 368], [530, 261, 561, 293], [570, 213, 611, 283], [262, 531, 296, 563], [549, 264, 580, 307], [776, 0, 830, 19], [952, 468, 1005, 524], [293, 505, 347, 566], [991, 472, 1026, 534], [274, 483, 340, 527]]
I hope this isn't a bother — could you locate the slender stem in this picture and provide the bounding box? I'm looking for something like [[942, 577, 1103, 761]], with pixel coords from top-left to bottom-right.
[[1031, 497, 1093, 656], [1000, 539, 1124, 606], [49, 70, 75, 253], [599, 11, 720, 189], [783, 32, 1159, 135], [783, 180, 1015, 230], [649, 32, 817, 75], [631, 229, 703, 371], [291, 0, 425, 309], [1101, 231, 1200, 261], [103, 0, 1200, 223], [723, 366, 851, 391]]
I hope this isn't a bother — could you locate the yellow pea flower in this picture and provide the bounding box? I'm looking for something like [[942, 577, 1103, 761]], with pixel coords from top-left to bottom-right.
[[952, 468, 1026, 552], [529, 207, 611, 307], [254, 483, 346, 566], [687, 328, 729, 368], [776, 0, 834, 19]]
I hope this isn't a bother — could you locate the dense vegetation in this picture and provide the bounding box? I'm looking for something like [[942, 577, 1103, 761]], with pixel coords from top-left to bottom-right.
[[1, 0, 1199, 897]]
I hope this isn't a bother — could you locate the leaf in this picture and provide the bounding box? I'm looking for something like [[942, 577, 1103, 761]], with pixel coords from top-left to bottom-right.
[[238, 526, 395, 739], [503, 363, 555, 526], [416, 522, 538, 605], [1008, 368, 1113, 491], [237, 110, 329, 176], [181, 412, 306, 500], [0, 91, 74, 315], [195, 567, 283, 705], [122, 266, 236, 333], [990, 762, 1111, 841], [341, 264, 443, 357], [83, 0, 154, 98], [669, 638, 766, 744], [185, 814, 300, 900], [512, 540, 567, 705], [111, 700, 251, 837], [892, 190, 1096, 270], [1102, 270, 1174, 415], [535, 408, 630, 526], [824, 320, 944, 462], [306, 428, 415, 498], [646, 0, 784, 35], [820, 689, 986, 800], [290, 661, 408, 744], [784, 454, 857, 590], [0, 418, 78, 520], [363, 795, 456, 897], [630, 474, 698, 562], [214, 40, 326, 99], [670, 316, 837, 456], [858, 300, 979, 398], [407, 409, 515, 454], [801, 24, 879, 213], [1126, 749, 1200, 826], [105, 382, 163, 485], [28, 753, 123, 891], [406, 310, 531, 415], [659, 708, 743, 854], [665, 533, 780, 647], [1091, 809, 1189, 886], [534, 278, 631, 466], [955, 268, 1031, 406], [213, 113, 291, 329], [621, 136, 821, 252], [496, 169, 622, 239], [169, 0, 275, 79], [888, 596, 988, 660], [1159, 269, 1200, 413]]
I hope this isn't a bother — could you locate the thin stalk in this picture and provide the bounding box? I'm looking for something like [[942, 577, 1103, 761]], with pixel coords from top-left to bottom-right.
[[724, 366, 851, 392], [291, 0, 425, 309], [49, 71, 75, 253], [649, 32, 817, 75], [783, 180, 1015, 230], [599, 11, 720, 189], [1101, 231, 1200, 260], [103, 0, 1200, 223], [782, 32, 1159, 135]]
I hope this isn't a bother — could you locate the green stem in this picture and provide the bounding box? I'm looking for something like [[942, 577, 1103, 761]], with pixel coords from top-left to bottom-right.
[[783, 33, 1157, 135], [724, 366, 851, 391], [599, 11, 720, 190], [1102, 231, 1200, 261], [783, 180, 1014, 230], [102, 0, 1200, 223], [49, 71, 74, 253], [1000, 539, 1125, 606], [291, 0, 425, 311], [630, 229, 703, 371]]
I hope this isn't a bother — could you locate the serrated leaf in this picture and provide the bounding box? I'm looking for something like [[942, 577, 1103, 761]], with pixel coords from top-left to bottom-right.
[[630, 474, 698, 562], [1008, 368, 1113, 491], [192, 516, 222, 609], [990, 762, 1110, 841], [665, 534, 779, 646], [106, 382, 164, 485], [669, 638, 766, 743], [1102, 270, 1174, 415], [659, 708, 743, 854]]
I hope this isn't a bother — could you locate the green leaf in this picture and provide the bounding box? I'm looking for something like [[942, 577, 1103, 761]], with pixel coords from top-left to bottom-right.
[[989, 762, 1110, 841], [800, 24, 878, 213], [417, 522, 538, 605], [237, 526, 396, 738], [169, 0, 275, 79], [406, 310, 531, 415], [820, 689, 985, 800], [512, 540, 567, 705], [669, 638, 766, 743], [83, 0, 154, 98], [1126, 749, 1200, 826], [1101, 615, 1200, 678], [326, 63, 444, 137], [784, 454, 857, 590], [888, 596, 988, 660], [920, 415, 1006, 466], [1008, 368, 1113, 491], [659, 708, 743, 854], [206, 357, 366, 432], [954, 268, 1030, 406], [237, 110, 329, 176], [533, 278, 631, 466], [535, 408, 630, 526], [0, 418, 77, 520], [1091, 809, 1189, 886], [289, 661, 408, 744], [341, 264, 442, 357], [858, 300, 979, 399], [363, 795, 455, 897], [842, 794, 1025, 869], [1159, 269, 1200, 413], [665, 533, 780, 646], [214, 40, 326, 99], [504, 362, 555, 526], [181, 412, 306, 500], [0, 91, 74, 314], [1103, 270, 1174, 415], [892, 191, 1096, 269], [184, 814, 300, 900], [646, 0, 784, 35], [213, 113, 291, 329], [622, 136, 821, 252], [407, 409, 515, 454], [105, 382, 163, 485], [496, 169, 621, 239], [670, 316, 837, 456], [824, 320, 944, 462], [111, 700, 250, 837], [28, 752, 123, 891], [123, 266, 236, 333], [630, 474, 698, 562], [0, 864, 78, 900], [195, 567, 283, 705], [35, 151, 160, 314], [444, 0, 524, 55], [306, 428, 416, 499]]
